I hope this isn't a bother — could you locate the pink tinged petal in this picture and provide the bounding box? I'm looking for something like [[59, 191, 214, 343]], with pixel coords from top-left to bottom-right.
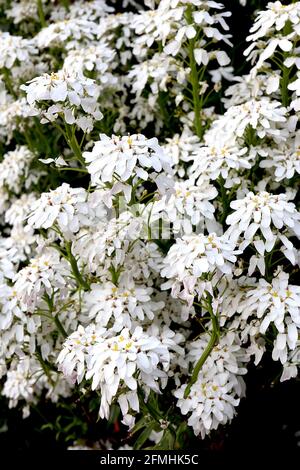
[[281, 365, 297, 382]]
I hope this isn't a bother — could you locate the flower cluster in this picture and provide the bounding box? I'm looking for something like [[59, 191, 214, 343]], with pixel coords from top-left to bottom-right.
[[58, 325, 174, 426], [21, 70, 102, 132], [175, 333, 248, 437], [83, 133, 174, 203], [161, 233, 238, 304], [0, 0, 299, 451]]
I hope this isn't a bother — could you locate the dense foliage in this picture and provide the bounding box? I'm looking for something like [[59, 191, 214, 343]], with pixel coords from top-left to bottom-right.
[[0, 0, 299, 451]]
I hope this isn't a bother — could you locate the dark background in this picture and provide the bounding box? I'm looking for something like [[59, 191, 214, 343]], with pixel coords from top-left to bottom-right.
[[1, 0, 300, 456]]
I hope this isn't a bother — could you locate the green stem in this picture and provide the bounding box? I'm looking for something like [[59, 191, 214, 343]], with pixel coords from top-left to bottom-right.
[[280, 22, 293, 107], [185, 5, 203, 139], [57, 167, 88, 173], [35, 349, 55, 384], [22, 127, 35, 153], [157, 91, 171, 131], [37, 0, 46, 28], [109, 265, 121, 286], [61, 0, 70, 9], [65, 124, 85, 165], [33, 118, 52, 154], [280, 63, 290, 107], [65, 241, 89, 291], [2, 68, 16, 97], [54, 314, 68, 338], [184, 295, 219, 398]]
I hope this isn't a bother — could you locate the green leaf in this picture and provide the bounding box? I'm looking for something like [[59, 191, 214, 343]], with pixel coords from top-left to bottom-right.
[[154, 430, 175, 450], [130, 415, 151, 436], [133, 422, 155, 450], [107, 404, 120, 426]]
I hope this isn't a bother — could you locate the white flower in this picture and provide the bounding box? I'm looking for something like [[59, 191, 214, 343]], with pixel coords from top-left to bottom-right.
[[5, 193, 37, 228], [0, 97, 32, 143], [226, 191, 300, 269], [84, 133, 173, 186], [63, 42, 117, 88], [246, 36, 293, 71], [0, 280, 24, 331], [50, 0, 113, 22], [0, 31, 37, 69], [260, 132, 300, 181], [288, 73, 300, 96], [3, 359, 37, 408], [151, 179, 217, 234], [194, 48, 209, 66], [26, 183, 91, 235], [245, 2, 300, 42], [0, 146, 34, 194], [207, 98, 287, 141], [280, 341, 300, 381], [243, 0, 300, 94], [222, 73, 269, 108], [72, 210, 143, 275], [162, 127, 200, 168], [6, 0, 40, 25], [1, 0, 300, 445], [57, 324, 106, 384], [58, 325, 171, 422], [128, 53, 186, 97], [13, 249, 71, 312], [161, 233, 239, 305], [188, 139, 251, 186], [21, 70, 102, 132], [1, 224, 36, 267], [117, 240, 164, 283], [175, 333, 247, 438], [130, 0, 231, 60], [266, 74, 280, 94], [83, 281, 164, 332], [238, 270, 300, 365], [83, 134, 174, 204], [35, 19, 99, 49], [0, 242, 16, 281]]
